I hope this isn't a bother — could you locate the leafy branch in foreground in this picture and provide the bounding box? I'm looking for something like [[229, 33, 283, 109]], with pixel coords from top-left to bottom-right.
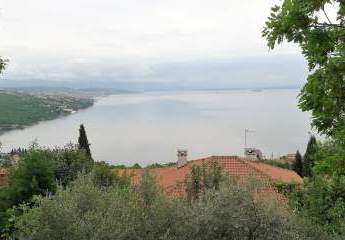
[[263, 0, 345, 138]]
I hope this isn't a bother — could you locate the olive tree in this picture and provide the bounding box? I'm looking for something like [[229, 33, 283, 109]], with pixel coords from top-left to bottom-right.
[[15, 175, 329, 240]]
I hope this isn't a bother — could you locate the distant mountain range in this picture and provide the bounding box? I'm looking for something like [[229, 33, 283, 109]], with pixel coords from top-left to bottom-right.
[[0, 54, 308, 92]]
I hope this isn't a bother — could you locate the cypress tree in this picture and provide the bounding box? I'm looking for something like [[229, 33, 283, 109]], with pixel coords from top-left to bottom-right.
[[78, 124, 92, 158], [303, 135, 317, 177], [292, 150, 303, 177]]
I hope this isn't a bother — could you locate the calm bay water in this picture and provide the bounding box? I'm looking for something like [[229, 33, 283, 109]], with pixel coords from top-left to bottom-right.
[[0, 90, 312, 166]]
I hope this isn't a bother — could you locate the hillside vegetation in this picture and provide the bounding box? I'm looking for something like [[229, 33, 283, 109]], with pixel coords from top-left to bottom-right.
[[0, 91, 93, 133]]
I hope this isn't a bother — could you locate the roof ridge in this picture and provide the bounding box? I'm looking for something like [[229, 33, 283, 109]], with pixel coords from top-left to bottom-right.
[[186, 156, 215, 165]]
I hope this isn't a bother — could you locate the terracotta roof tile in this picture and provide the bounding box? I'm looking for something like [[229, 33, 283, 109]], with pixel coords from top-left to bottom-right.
[[0, 168, 8, 187], [244, 160, 303, 183], [116, 155, 303, 198]]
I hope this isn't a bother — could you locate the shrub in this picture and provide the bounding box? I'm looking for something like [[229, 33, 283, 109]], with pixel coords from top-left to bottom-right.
[[291, 176, 345, 236], [15, 175, 330, 240]]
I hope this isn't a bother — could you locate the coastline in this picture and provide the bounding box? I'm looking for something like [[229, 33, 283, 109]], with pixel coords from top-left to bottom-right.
[[0, 91, 95, 136], [0, 104, 94, 136]]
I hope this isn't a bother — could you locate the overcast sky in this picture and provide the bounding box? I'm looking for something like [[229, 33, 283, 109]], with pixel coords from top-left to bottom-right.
[[0, 0, 306, 87]]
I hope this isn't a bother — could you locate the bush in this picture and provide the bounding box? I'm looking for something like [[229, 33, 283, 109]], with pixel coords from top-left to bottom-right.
[[291, 176, 345, 236], [0, 145, 94, 237], [180, 180, 327, 240], [91, 161, 116, 188], [51, 144, 93, 186], [15, 175, 330, 240]]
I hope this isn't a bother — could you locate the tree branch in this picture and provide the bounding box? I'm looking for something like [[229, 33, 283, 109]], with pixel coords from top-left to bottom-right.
[[322, 8, 332, 25], [310, 22, 345, 28]]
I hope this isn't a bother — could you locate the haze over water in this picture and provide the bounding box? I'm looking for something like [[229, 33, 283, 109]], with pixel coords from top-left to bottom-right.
[[0, 89, 312, 166]]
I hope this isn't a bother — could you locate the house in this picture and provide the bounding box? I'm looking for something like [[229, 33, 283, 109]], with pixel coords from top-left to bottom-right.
[[117, 150, 302, 198], [0, 168, 8, 188]]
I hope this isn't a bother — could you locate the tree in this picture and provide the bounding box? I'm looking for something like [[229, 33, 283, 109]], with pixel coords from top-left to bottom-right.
[[78, 124, 92, 159], [15, 175, 330, 240], [186, 165, 202, 201], [0, 58, 8, 74], [0, 150, 56, 229], [3, 150, 56, 205], [313, 138, 345, 176], [186, 162, 224, 201], [303, 135, 317, 177], [292, 150, 303, 177], [53, 144, 93, 186], [0, 145, 95, 236], [131, 163, 142, 169], [15, 175, 142, 240], [263, 0, 345, 138], [292, 176, 345, 236], [91, 161, 116, 188], [138, 170, 158, 208], [208, 161, 223, 190]]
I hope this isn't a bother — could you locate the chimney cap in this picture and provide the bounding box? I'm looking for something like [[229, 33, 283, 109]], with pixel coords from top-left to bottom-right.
[[177, 148, 188, 152]]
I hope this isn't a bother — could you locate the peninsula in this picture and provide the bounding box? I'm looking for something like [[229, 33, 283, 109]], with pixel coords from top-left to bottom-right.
[[0, 90, 94, 134]]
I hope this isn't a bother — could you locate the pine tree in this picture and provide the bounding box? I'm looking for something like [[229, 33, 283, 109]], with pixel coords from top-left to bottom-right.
[[303, 135, 317, 177], [78, 124, 92, 158], [292, 150, 303, 177]]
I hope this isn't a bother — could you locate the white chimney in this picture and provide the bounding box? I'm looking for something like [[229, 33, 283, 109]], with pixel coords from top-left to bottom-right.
[[177, 149, 188, 167]]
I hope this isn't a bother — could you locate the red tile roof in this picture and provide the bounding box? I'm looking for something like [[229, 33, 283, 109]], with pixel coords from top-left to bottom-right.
[[116, 155, 302, 197], [0, 168, 8, 187]]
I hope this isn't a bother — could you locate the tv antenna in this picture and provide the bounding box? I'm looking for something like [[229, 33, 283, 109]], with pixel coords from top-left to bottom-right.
[[244, 128, 255, 149]]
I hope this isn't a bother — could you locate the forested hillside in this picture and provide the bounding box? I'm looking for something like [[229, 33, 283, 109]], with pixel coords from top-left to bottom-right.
[[0, 91, 93, 133]]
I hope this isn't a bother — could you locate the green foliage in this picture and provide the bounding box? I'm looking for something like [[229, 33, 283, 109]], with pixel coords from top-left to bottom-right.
[[138, 170, 158, 207], [53, 144, 93, 186], [15, 175, 141, 240], [260, 159, 291, 169], [205, 160, 223, 190], [110, 164, 127, 169], [293, 150, 304, 177], [292, 176, 345, 236], [0, 57, 8, 74], [0, 145, 94, 237], [186, 161, 223, 201], [184, 180, 327, 240], [131, 163, 142, 169], [91, 161, 116, 188], [263, 0, 345, 137], [0, 150, 56, 229], [78, 124, 92, 159], [0, 92, 94, 133], [186, 165, 203, 201], [3, 150, 56, 205], [146, 163, 164, 168], [15, 175, 330, 240], [146, 162, 176, 168], [274, 181, 299, 196], [0, 201, 34, 239], [0, 155, 13, 169], [313, 139, 345, 176], [291, 136, 345, 237], [303, 135, 317, 177]]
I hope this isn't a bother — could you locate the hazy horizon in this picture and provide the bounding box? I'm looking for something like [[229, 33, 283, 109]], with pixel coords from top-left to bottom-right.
[[0, 0, 307, 90]]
